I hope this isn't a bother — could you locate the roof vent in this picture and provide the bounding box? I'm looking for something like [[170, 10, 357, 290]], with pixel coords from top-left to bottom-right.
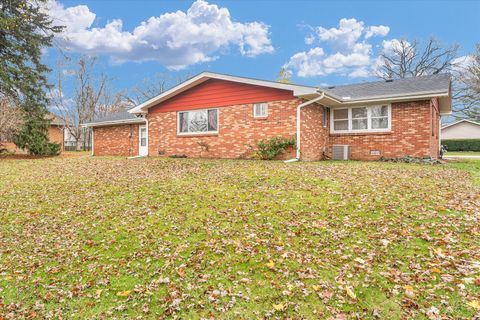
[[385, 79, 394, 82]]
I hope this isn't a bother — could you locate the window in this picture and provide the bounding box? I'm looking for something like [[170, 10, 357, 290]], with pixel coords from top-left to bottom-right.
[[330, 105, 391, 133], [370, 105, 389, 130], [178, 108, 218, 134], [140, 127, 147, 146], [333, 109, 348, 131], [253, 103, 268, 118]]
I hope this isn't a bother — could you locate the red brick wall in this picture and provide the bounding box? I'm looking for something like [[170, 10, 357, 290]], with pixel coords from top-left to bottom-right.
[[93, 124, 139, 156], [328, 100, 439, 160], [300, 104, 328, 161], [48, 125, 64, 150], [148, 99, 306, 159]]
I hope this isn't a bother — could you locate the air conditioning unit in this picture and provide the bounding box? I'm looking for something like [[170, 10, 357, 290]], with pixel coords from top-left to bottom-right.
[[332, 145, 350, 160]]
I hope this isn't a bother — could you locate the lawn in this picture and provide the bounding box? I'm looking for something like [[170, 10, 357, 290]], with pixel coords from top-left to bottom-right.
[[445, 151, 480, 157], [0, 158, 479, 319]]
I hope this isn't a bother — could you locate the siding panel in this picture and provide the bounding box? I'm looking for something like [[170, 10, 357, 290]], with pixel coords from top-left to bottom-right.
[[150, 79, 295, 113]]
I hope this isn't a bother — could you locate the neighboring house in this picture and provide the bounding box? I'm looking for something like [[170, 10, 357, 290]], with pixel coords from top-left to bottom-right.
[[84, 72, 452, 161], [441, 119, 480, 139], [45, 113, 65, 150], [1, 113, 65, 152], [63, 127, 92, 151]]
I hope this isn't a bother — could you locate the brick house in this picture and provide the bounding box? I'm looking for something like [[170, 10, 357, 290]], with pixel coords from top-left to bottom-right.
[[1, 113, 65, 152], [84, 72, 452, 161]]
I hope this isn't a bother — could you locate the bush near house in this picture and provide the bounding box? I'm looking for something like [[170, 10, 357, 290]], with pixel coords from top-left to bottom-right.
[[255, 136, 296, 160], [442, 139, 480, 152]]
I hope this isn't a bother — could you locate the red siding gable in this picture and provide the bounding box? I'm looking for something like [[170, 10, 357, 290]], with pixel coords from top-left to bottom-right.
[[150, 79, 295, 113]]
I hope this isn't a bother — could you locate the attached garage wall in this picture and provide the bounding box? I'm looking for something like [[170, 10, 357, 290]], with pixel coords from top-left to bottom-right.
[[93, 124, 140, 156]]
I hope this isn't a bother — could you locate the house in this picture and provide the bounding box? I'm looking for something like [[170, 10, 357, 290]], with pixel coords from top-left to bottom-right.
[[64, 127, 92, 151], [1, 113, 66, 152], [45, 113, 65, 150], [441, 119, 480, 140], [84, 72, 452, 161]]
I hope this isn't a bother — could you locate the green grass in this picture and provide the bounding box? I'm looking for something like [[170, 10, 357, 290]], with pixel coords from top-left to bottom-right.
[[445, 151, 480, 156], [447, 159, 480, 185], [0, 158, 479, 319]]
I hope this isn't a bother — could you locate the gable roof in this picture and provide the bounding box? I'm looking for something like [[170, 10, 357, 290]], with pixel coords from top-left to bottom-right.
[[441, 119, 480, 129], [83, 110, 146, 127], [45, 113, 65, 126], [128, 72, 317, 114], [128, 71, 452, 115]]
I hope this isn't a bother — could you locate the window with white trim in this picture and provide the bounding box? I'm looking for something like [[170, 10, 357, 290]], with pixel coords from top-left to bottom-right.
[[331, 105, 391, 133], [253, 103, 268, 118], [178, 108, 218, 134]]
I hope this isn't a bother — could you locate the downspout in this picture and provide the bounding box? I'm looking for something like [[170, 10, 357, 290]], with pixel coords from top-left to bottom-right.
[[91, 127, 94, 156], [285, 91, 325, 162]]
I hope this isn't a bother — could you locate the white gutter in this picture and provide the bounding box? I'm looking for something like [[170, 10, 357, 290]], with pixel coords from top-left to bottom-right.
[[83, 118, 146, 127], [285, 91, 325, 163], [337, 92, 450, 105]]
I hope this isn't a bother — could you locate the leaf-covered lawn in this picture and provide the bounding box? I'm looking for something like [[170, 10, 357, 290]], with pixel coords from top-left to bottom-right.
[[0, 158, 479, 319]]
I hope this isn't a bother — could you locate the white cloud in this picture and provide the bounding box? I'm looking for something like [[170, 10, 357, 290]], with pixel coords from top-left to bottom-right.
[[43, 0, 274, 69], [365, 25, 390, 39], [452, 55, 474, 72], [285, 18, 390, 78]]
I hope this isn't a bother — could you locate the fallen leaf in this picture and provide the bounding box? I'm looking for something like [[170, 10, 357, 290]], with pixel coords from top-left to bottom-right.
[[273, 303, 284, 311], [404, 285, 415, 298], [431, 267, 442, 274], [116, 290, 131, 297], [312, 285, 321, 292], [345, 286, 357, 300], [266, 260, 275, 269], [467, 300, 480, 310], [177, 268, 185, 278]]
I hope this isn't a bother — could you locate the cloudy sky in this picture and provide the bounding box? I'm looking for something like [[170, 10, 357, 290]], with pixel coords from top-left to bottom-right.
[[42, 0, 479, 95]]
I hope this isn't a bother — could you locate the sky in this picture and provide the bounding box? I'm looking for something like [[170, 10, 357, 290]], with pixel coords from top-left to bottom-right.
[[42, 0, 480, 101]]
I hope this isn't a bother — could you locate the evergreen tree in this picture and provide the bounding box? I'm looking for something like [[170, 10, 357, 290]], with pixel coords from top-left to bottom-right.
[[0, 0, 63, 154]]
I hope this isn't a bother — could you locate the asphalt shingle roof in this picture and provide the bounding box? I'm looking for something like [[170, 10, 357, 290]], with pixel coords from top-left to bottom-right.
[[322, 73, 451, 100], [88, 110, 141, 124]]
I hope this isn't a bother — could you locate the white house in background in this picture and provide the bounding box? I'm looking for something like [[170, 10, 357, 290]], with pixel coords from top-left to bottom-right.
[[441, 119, 480, 139]]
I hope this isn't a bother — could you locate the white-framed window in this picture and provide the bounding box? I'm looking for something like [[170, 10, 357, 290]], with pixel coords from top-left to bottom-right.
[[253, 103, 268, 118], [330, 105, 391, 133], [177, 108, 218, 135]]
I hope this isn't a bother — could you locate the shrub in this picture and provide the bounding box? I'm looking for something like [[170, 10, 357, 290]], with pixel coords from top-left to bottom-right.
[[441, 139, 480, 152], [256, 136, 296, 160]]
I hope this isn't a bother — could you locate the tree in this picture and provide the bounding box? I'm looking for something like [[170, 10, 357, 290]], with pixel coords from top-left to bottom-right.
[[0, 96, 24, 146], [453, 44, 480, 120], [51, 55, 129, 150], [276, 67, 291, 84], [1, 0, 63, 154], [129, 73, 191, 104], [376, 38, 458, 80]]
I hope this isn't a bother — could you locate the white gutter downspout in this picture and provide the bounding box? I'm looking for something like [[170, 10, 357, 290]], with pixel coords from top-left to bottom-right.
[[285, 91, 325, 163]]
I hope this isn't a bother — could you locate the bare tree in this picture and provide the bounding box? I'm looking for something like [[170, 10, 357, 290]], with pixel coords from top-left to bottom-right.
[[0, 96, 24, 146], [376, 38, 458, 79], [130, 73, 190, 104], [453, 44, 480, 120], [51, 55, 128, 150]]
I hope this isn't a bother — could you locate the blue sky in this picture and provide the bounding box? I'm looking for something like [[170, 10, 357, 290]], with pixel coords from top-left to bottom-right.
[[43, 0, 479, 99]]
